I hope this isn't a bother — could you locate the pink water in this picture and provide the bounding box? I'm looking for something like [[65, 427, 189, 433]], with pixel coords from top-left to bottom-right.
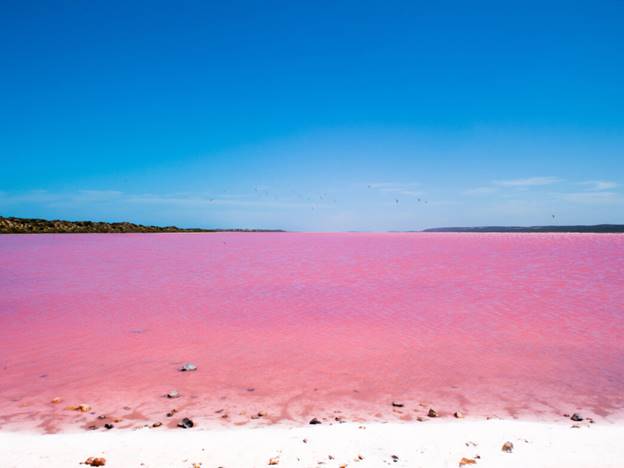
[[1, 233, 623, 432]]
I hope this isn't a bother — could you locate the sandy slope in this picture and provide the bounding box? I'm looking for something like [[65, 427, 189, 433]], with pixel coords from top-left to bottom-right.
[[1, 419, 623, 468]]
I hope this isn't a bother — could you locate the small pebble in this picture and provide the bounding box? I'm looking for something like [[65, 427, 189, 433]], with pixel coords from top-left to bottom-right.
[[166, 390, 180, 399], [178, 417, 194, 428], [104, 423, 114, 430], [459, 457, 476, 466], [502, 441, 514, 453], [391, 401, 404, 408], [427, 408, 438, 418], [309, 417, 322, 425], [570, 413, 584, 422], [180, 363, 198, 372], [84, 457, 106, 466]]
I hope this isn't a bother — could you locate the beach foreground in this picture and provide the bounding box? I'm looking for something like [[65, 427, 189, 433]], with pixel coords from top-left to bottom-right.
[[1, 419, 623, 468]]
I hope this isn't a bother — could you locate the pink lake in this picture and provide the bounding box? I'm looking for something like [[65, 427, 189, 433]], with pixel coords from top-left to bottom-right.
[[1, 232, 623, 432]]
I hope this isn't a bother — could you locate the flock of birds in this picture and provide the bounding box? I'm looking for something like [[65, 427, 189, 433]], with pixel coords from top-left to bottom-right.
[[203, 185, 559, 221], [203, 184, 434, 211]]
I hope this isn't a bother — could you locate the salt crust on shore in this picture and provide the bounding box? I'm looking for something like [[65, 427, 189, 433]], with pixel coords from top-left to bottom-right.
[[1, 419, 623, 468]]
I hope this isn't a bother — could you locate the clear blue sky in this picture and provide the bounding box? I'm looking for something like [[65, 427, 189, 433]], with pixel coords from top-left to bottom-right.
[[1, 1, 623, 230]]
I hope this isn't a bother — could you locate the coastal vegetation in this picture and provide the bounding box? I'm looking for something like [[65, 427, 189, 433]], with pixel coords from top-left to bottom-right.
[[0, 216, 283, 234]]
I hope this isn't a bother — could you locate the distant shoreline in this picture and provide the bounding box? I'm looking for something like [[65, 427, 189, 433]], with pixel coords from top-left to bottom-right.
[[0, 216, 284, 234], [2, 216, 623, 234], [422, 225, 624, 233]]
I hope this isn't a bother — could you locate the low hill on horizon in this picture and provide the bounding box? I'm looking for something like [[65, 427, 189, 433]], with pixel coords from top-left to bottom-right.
[[423, 224, 624, 233]]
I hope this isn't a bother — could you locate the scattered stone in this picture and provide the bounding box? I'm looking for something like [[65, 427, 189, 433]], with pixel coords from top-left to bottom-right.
[[166, 390, 180, 399], [309, 417, 322, 425], [246, 387, 255, 392], [152, 422, 162, 428], [178, 417, 194, 428], [104, 423, 114, 430], [391, 454, 399, 462], [391, 401, 404, 408], [66, 404, 91, 412], [454, 411, 464, 419], [268, 457, 279, 465], [588, 417, 595, 424], [166, 409, 177, 417], [570, 413, 584, 422], [571, 424, 581, 429], [51, 397, 62, 404], [355, 454, 364, 461], [459, 457, 477, 466], [465, 441, 478, 447], [502, 441, 514, 453], [328, 455, 335, 460], [427, 408, 438, 418], [257, 410, 267, 417], [416, 416, 425, 422], [84, 457, 106, 466], [87, 425, 97, 431], [303, 438, 308, 443], [339, 464, 347, 468], [192, 463, 202, 468], [180, 363, 198, 372]]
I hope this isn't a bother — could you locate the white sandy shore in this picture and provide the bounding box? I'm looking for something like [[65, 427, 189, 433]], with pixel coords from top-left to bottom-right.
[[1, 419, 623, 468]]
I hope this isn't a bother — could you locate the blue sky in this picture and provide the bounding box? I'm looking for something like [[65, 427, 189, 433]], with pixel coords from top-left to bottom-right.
[[1, 1, 623, 231]]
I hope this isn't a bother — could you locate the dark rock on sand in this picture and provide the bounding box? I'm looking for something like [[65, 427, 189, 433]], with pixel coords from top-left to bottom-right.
[[459, 458, 476, 466], [309, 418, 322, 425], [502, 441, 514, 453], [454, 411, 464, 419], [427, 408, 438, 418], [570, 413, 584, 422], [152, 421, 162, 428], [180, 363, 198, 372], [391, 401, 404, 408], [391, 454, 399, 462], [178, 417, 194, 428], [84, 457, 106, 466], [166, 390, 180, 399], [104, 423, 114, 430]]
